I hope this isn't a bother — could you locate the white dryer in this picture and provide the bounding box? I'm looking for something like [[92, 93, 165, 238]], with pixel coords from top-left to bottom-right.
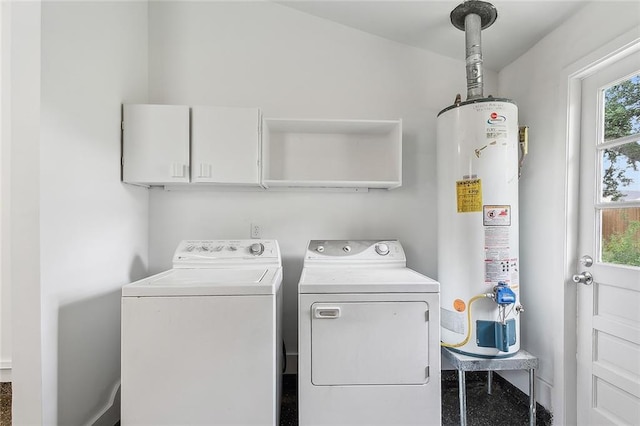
[[121, 240, 283, 426], [298, 240, 441, 425]]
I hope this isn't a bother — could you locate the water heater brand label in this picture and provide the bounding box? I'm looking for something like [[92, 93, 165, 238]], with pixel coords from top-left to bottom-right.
[[486, 112, 508, 140], [456, 179, 482, 213]]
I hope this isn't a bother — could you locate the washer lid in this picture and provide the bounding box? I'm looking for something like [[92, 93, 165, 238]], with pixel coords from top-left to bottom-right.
[[298, 267, 439, 294], [122, 267, 282, 297]]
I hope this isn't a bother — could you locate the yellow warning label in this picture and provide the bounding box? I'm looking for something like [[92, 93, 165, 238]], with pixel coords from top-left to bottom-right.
[[456, 179, 482, 213]]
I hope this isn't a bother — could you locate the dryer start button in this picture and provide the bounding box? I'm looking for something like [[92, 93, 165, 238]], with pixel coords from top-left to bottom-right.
[[375, 243, 390, 256]]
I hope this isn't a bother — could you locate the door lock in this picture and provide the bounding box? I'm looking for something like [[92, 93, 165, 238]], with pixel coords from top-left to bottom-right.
[[572, 271, 593, 285], [579, 255, 593, 267]]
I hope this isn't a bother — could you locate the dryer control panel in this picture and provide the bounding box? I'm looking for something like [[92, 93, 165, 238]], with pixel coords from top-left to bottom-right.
[[305, 240, 406, 266], [173, 239, 281, 268]]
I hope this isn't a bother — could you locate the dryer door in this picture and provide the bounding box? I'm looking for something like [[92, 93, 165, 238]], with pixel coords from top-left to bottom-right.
[[311, 301, 429, 385]]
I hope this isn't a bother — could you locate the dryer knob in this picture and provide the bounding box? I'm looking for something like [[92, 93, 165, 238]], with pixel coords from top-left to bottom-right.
[[250, 242, 265, 256], [375, 243, 390, 256], [316, 246, 325, 253]]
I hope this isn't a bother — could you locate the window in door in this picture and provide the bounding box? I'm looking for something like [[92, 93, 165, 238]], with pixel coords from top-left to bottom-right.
[[599, 73, 640, 267]]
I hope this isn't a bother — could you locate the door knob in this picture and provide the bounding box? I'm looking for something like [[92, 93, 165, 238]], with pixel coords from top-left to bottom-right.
[[572, 271, 593, 285], [579, 255, 593, 267]]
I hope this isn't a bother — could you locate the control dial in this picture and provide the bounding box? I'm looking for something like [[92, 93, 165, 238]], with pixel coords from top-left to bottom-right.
[[250, 242, 265, 256], [316, 246, 325, 253], [375, 243, 390, 256]]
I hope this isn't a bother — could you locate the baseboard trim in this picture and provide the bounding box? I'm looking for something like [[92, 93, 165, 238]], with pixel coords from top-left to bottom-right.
[[87, 381, 120, 426], [285, 353, 298, 375], [0, 361, 11, 382]]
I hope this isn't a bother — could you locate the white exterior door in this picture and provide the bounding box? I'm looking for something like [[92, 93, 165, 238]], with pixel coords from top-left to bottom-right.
[[576, 49, 640, 425]]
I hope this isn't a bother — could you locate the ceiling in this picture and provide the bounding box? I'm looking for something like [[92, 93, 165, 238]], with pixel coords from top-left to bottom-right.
[[276, 0, 590, 71]]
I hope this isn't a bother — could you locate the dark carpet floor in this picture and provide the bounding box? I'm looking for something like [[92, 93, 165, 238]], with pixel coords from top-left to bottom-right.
[[0, 383, 11, 426], [2, 372, 552, 426], [281, 372, 552, 426]]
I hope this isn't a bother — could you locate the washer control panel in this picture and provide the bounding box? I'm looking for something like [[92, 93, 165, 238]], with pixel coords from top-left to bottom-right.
[[306, 240, 405, 265], [173, 240, 280, 267]]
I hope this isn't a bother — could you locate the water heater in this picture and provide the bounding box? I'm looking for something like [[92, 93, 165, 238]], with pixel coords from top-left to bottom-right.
[[437, 1, 523, 357]]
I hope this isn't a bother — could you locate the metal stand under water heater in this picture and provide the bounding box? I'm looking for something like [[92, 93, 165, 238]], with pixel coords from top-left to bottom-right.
[[437, 0, 525, 358]]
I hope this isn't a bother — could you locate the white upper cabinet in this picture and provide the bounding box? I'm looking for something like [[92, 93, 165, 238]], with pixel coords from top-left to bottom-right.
[[122, 104, 190, 185], [122, 105, 402, 190], [191, 106, 261, 185], [262, 118, 402, 189]]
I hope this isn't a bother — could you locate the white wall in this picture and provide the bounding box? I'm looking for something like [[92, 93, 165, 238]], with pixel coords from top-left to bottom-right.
[[39, 2, 149, 424], [147, 1, 497, 366], [498, 2, 640, 423], [4, 1, 44, 423], [0, 0, 11, 383], [14, 0, 625, 422]]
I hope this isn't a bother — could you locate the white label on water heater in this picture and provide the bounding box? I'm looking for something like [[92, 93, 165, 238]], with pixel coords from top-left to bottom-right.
[[441, 308, 465, 334], [485, 259, 517, 284], [485, 247, 510, 261], [484, 224, 512, 284], [485, 226, 509, 248], [483, 205, 511, 226]]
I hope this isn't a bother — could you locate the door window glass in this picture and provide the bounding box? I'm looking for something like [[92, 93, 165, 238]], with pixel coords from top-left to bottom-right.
[[601, 207, 640, 266], [598, 74, 640, 266], [603, 74, 639, 142], [601, 143, 640, 202]]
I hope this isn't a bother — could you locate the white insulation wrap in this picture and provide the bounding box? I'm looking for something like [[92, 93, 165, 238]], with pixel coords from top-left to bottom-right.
[[437, 99, 520, 357]]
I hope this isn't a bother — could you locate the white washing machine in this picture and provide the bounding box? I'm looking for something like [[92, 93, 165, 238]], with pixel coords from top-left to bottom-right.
[[121, 239, 283, 426], [298, 240, 441, 426]]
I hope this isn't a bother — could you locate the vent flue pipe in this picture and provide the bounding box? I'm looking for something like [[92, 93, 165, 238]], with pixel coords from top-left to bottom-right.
[[450, 1, 497, 100]]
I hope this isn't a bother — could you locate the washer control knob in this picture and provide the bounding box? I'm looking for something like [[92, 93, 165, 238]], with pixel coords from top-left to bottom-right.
[[316, 246, 325, 253], [375, 243, 390, 256], [250, 243, 264, 256], [343, 245, 351, 253]]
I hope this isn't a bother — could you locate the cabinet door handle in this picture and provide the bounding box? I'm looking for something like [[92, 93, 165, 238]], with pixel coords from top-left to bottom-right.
[[170, 163, 185, 178], [313, 306, 341, 319], [199, 163, 212, 178]]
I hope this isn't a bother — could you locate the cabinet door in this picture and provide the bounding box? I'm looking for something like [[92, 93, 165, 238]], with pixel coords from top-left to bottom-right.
[[122, 104, 189, 185], [191, 106, 261, 185]]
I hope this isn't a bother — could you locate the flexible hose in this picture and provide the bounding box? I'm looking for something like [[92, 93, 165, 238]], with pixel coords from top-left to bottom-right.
[[441, 294, 490, 348]]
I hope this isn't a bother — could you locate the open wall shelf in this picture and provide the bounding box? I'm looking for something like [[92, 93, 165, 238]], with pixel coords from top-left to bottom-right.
[[262, 118, 402, 189]]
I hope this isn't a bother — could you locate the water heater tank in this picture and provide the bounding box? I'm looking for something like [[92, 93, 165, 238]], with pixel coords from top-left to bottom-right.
[[437, 98, 521, 357]]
